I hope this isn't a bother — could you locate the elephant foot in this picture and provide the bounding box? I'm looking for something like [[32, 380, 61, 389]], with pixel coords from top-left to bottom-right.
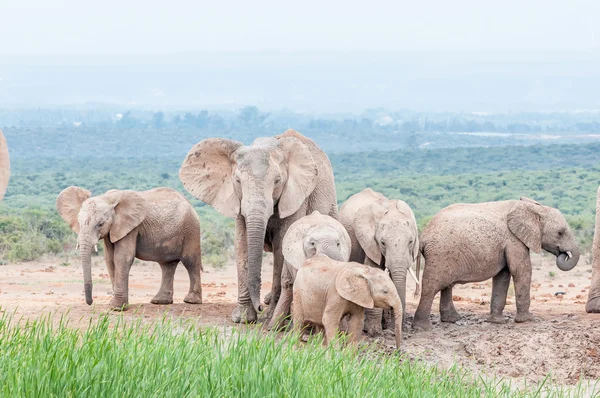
[[412, 317, 432, 331], [264, 292, 273, 306], [267, 316, 291, 332], [440, 310, 462, 323], [487, 314, 508, 324], [109, 298, 129, 311], [231, 303, 258, 324], [514, 311, 534, 323], [586, 296, 600, 313], [151, 294, 174, 305], [183, 292, 203, 304]]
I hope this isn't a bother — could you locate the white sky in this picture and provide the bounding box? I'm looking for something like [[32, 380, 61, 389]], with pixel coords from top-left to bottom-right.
[[1, 0, 599, 55]]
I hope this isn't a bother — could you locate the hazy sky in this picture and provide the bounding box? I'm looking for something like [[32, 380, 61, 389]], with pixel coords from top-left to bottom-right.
[[2, 0, 599, 55]]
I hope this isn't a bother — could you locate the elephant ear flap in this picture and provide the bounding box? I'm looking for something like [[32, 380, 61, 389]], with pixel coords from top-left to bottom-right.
[[354, 203, 385, 264], [107, 191, 148, 243], [282, 220, 311, 270], [507, 200, 542, 253], [335, 264, 374, 309], [179, 138, 243, 218], [277, 135, 318, 218], [56, 186, 91, 234], [0, 129, 9, 201]]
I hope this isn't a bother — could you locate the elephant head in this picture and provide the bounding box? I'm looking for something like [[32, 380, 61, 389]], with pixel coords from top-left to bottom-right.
[[283, 211, 351, 270], [507, 197, 580, 271], [354, 198, 419, 316], [56, 187, 147, 305], [336, 263, 403, 348], [0, 129, 10, 201], [587, 186, 600, 313], [179, 132, 318, 313]]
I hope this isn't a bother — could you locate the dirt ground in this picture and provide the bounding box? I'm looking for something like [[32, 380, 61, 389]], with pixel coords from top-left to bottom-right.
[[1, 252, 599, 388]]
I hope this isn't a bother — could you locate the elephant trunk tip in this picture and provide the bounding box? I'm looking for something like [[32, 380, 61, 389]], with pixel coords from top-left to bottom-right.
[[85, 282, 93, 305], [556, 250, 579, 271]]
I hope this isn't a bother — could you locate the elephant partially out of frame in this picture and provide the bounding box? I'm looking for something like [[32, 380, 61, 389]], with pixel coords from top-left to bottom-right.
[[0, 129, 10, 200], [413, 197, 580, 330], [587, 186, 600, 313], [179, 129, 338, 323], [56, 186, 203, 310]]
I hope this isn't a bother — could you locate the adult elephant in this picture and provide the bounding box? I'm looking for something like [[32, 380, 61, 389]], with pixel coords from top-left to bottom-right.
[[179, 129, 338, 323], [56, 186, 203, 310], [0, 129, 10, 200], [339, 188, 419, 335], [587, 186, 600, 313], [413, 197, 580, 330]]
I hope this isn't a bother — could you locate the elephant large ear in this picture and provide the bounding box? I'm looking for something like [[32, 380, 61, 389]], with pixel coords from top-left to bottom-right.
[[353, 203, 385, 264], [56, 186, 92, 234], [282, 219, 312, 270], [105, 190, 148, 243], [335, 264, 374, 309], [277, 136, 318, 218], [507, 199, 542, 253], [179, 138, 243, 218], [0, 129, 9, 201]]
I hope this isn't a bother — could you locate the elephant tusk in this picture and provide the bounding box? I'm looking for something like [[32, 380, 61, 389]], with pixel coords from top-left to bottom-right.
[[94, 244, 98, 253], [75, 242, 79, 251], [409, 267, 419, 285], [566, 251, 572, 259]]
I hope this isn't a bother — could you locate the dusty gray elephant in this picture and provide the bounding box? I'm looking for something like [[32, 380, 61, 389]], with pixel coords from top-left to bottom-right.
[[339, 188, 419, 335], [293, 254, 403, 349], [587, 186, 600, 313], [413, 197, 580, 330], [179, 129, 337, 323], [267, 210, 351, 330], [56, 186, 203, 310], [0, 129, 10, 200]]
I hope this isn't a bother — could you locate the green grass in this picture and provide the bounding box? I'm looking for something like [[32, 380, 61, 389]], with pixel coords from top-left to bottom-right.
[[0, 312, 595, 397]]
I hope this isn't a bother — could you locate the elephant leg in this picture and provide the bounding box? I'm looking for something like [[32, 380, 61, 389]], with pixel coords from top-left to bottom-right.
[[109, 234, 136, 311], [322, 304, 345, 346], [103, 238, 115, 292], [263, 233, 284, 322], [439, 285, 461, 323], [382, 308, 395, 331], [488, 267, 510, 323], [182, 255, 203, 304], [347, 311, 365, 345], [363, 308, 384, 336], [151, 261, 177, 305], [232, 217, 257, 323], [267, 263, 293, 331], [507, 252, 534, 323], [412, 276, 438, 331]]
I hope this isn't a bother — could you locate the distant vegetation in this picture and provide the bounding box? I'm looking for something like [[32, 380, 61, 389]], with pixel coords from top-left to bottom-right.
[[1, 119, 598, 263]]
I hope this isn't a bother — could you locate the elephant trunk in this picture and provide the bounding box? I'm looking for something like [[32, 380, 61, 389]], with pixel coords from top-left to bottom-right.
[[78, 238, 94, 305], [556, 246, 580, 271], [393, 303, 403, 349], [387, 256, 409, 325], [587, 186, 600, 313], [319, 242, 345, 262], [246, 213, 268, 313]]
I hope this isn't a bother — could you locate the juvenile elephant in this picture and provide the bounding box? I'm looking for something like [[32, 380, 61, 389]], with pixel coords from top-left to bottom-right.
[[339, 188, 419, 335], [267, 211, 351, 330], [587, 186, 600, 313], [179, 129, 337, 323], [293, 255, 403, 349], [0, 129, 9, 200], [413, 197, 580, 330], [56, 186, 203, 310]]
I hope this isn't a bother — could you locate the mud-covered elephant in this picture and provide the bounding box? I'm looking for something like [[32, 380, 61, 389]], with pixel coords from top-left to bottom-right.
[[0, 129, 10, 200], [293, 254, 403, 348], [587, 186, 600, 313], [339, 188, 419, 335], [179, 129, 337, 323], [413, 197, 580, 330], [56, 186, 203, 310], [267, 210, 351, 330]]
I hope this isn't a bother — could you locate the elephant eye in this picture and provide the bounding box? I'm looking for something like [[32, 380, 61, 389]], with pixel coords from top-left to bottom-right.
[[380, 240, 385, 246], [336, 242, 340, 247], [310, 241, 315, 246], [235, 177, 241, 184], [274, 178, 281, 184], [558, 230, 564, 237], [97, 221, 104, 227]]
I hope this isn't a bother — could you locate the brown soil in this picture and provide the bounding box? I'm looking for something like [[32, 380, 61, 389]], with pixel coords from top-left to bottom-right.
[[1, 253, 599, 387]]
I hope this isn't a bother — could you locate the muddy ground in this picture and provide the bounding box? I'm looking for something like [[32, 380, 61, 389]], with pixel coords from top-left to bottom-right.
[[1, 252, 599, 389]]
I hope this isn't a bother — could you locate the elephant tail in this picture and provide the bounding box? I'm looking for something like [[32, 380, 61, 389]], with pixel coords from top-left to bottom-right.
[[414, 248, 422, 299]]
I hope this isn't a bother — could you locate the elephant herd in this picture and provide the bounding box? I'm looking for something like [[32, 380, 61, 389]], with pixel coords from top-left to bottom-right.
[[0, 128, 600, 349]]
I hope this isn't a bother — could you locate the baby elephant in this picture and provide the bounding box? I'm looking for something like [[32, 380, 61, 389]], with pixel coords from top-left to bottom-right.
[[293, 255, 403, 349], [57, 186, 203, 310], [267, 211, 351, 330]]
